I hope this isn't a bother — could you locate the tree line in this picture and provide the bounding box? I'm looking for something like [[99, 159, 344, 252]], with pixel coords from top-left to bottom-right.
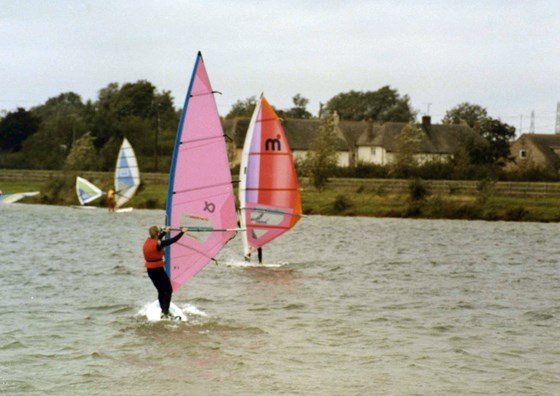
[[0, 79, 520, 181]]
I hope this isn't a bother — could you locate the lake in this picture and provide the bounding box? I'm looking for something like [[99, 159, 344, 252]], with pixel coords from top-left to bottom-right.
[[1, 204, 559, 395]]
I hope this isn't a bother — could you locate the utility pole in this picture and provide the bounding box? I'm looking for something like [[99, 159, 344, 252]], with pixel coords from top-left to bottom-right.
[[555, 102, 560, 134], [530, 110, 535, 134], [155, 108, 160, 172], [152, 99, 161, 172]]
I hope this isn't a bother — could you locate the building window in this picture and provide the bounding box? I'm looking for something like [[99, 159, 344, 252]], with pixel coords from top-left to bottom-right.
[[519, 149, 528, 159], [371, 147, 376, 157]]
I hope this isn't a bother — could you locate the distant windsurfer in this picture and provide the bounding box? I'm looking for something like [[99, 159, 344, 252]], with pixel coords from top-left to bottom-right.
[[107, 189, 115, 212], [143, 225, 188, 319]]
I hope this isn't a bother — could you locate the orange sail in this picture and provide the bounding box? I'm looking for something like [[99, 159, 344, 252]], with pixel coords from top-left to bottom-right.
[[238, 96, 302, 260]]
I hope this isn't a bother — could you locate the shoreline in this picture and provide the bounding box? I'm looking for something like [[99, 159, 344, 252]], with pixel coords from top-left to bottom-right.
[[2, 169, 560, 222]]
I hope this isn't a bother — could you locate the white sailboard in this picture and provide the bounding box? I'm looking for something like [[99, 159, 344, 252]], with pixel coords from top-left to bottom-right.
[[145, 300, 187, 321]]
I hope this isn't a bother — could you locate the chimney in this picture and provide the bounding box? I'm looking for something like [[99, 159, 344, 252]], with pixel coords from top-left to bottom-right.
[[422, 115, 431, 129], [333, 111, 340, 127]]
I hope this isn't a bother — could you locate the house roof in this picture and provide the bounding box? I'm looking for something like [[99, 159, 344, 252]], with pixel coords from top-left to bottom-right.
[[355, 119, 486, 154], [224, 117, 350, 151], [338, 120, 368, 149], [223, 116, 488, 155]]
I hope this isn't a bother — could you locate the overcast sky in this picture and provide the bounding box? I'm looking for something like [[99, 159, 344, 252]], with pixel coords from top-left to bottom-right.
[[2, 0, 559, 134]]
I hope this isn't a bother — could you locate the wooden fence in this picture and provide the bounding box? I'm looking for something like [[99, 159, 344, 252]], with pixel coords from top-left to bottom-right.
[[3, 169, 560, 198]]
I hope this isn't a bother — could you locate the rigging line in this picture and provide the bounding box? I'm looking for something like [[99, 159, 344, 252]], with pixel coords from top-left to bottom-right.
[[176, 191, 233, 209], [189, 90, 222, 98], [248, 152, 290, 156], [172, 240, 218, 264], [247, 224, 291, 230], [179, 134, 226, 145], [115, 170, 139, 174], [116, 156, 138, 162], [172, 236, 236, 265], [167, 226, 244, 232], [243, 187, 299, 192], [173, 181, 234, 195], [256, 117, 278, 123], [240, 207, 305, 217], [115, 178, 139, 182], [172, 191, 233, 207]]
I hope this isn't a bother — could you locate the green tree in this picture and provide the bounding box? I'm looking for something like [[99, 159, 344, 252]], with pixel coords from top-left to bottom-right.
[[0, 108, 40, 151], [32, 92, 85, 120], [304, 113, 341, 189], [392, 122, 423, 174], [283, 94, 312, 119], [14, 92, 89, 169], [112, 80, 158, 119], [324, 86, 415, 122], [450, 144, 473, 179], [226, 96, 257, 119], [89, 81, 177, 153], [20, 122, 67, 169], [480, 117, 515, 164], [443, 103, 515, 164], [442, 102, 487, 127], [30, 92, 88, 153], [97, 136, 121, 171], [6, 80, 178, 171], [64, 131, 98, 170]]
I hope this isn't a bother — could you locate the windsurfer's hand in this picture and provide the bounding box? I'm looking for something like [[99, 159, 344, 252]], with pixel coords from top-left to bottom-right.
[[181, 227, 188, 233], [164, 227, 171, 233]]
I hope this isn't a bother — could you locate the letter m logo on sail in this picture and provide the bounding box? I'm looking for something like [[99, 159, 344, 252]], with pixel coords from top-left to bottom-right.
[[265, 137, 282, 151]]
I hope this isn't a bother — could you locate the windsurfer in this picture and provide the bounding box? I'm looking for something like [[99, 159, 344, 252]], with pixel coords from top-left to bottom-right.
[[143, 225, 188, 319], [107, 188, 115, 212]]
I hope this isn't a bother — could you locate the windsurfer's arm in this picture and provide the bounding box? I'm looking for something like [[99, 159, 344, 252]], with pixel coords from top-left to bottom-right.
[[158, 227, 188, 249]]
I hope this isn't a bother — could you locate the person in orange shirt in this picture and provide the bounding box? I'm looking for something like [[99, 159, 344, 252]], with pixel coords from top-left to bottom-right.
[[143, 225, 187, 319], [107, 189, 115, 212]]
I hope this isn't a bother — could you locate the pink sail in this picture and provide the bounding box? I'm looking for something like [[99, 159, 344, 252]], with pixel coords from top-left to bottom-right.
[[239, 96, 302, 259], [165, 52, 237, 291]]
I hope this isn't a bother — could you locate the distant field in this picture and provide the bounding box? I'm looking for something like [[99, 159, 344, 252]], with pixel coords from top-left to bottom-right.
[[2, 169, 560, 222]]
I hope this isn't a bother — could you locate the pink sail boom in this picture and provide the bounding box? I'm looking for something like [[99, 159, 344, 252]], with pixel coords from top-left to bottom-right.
[[239, 96, 302, 258], [165, 52, 237, 291]]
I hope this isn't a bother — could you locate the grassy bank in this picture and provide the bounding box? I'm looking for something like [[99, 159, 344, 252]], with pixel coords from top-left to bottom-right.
[[2, 170, 560, 222]]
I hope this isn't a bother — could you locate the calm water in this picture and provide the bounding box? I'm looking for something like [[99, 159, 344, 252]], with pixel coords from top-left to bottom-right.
[[0, 204, 559, 395]]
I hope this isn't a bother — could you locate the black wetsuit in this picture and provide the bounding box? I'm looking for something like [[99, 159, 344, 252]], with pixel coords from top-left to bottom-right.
[[147, 230, 184, 315]]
